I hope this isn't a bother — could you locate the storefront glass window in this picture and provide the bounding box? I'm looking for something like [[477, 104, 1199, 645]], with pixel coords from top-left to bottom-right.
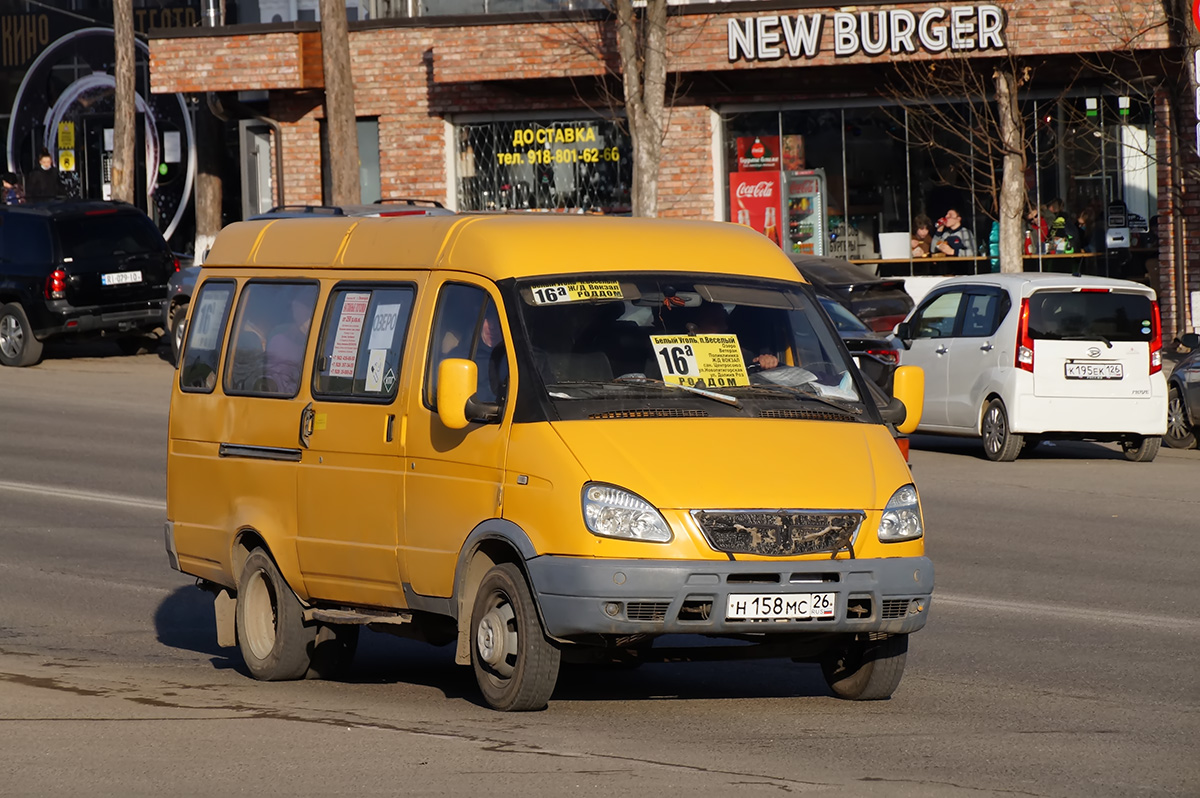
[[456, 119, 632, 213]]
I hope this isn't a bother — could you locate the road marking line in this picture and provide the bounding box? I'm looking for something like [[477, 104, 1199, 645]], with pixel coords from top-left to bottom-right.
[[936, 592, 1200, 634], [0, 480, 165, 511]]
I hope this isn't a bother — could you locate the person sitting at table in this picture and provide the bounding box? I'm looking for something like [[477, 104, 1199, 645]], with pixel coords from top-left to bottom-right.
[[933, 208, 976, 257], [1046, 198, 1080, 253], [911, 214, 934, 257]]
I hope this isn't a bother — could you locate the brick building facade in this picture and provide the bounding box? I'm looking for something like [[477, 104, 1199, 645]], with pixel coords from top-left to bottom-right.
[[149, 1, 1197, 337]]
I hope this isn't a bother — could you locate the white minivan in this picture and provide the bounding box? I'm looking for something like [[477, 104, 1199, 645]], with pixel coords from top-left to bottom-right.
[[895, 273, 1166, 461]]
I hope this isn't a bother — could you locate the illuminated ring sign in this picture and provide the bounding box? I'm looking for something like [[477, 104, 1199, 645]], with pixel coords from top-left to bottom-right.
[[6, 27, 195, 241]]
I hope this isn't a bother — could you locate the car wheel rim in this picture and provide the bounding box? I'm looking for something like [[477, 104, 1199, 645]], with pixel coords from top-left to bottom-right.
[[0, 316, 21, 359], [242, 569, 279, 661], [476, 596, 517, 679], [984, 407, 1005, 453], [1167, 394, 1189, 440]]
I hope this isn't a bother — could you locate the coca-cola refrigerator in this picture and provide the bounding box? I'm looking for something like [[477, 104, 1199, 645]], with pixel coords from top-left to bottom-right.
[[729, 171, 782, 247], [782, 168, 828, 257]]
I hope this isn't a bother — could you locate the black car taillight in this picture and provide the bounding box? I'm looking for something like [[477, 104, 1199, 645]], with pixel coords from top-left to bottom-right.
[[173, 255, 181, 272], [865, 348, 899, 365], [45, 267, 67, 299]]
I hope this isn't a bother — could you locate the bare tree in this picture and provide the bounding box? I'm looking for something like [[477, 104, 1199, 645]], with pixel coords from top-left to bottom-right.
[[319, 0, 360, 205], [616, 0, 667, 217], [112, 0, 136, 203]]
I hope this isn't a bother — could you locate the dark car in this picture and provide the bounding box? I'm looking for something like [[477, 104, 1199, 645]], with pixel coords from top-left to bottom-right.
[[816, 290, 900, 394], [164, 200, 455, 363], [1165, 332, 1200, 449], [0, 200, 175, 367], [790, 254, 914, 333]]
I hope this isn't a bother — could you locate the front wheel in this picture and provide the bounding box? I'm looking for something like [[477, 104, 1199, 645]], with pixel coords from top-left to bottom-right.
[[1165, 387, 1196, 450], [1122, 435, 1161, 463], [470, 563, 560, 711], [236, 548, 316, 681], [981, 398, 1023, 462], [0, 303, 43, 367], [821, 632, 908, 700]]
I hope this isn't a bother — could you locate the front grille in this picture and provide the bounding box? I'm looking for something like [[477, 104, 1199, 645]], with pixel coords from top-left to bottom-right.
[[589, 408, 709, 419], [758, 410, 858, 422], [692, 510, 864, 557], [881, 599, 909, 619], [626, 602, 670, 621]]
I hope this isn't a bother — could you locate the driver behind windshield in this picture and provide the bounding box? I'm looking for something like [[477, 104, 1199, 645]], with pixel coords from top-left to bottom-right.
[[686, 301, 780, 371]]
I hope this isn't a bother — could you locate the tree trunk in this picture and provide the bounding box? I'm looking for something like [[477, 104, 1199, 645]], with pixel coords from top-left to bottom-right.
[[112, 0, 136, 204], [194, 104, 222, 261], [994, 68, 1025, 274], [616, 0, 666, 217], [319, 0, 360, 206]]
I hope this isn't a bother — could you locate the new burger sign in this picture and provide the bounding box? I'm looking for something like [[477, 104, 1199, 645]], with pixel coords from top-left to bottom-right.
[[727, 4, 1006, 62]]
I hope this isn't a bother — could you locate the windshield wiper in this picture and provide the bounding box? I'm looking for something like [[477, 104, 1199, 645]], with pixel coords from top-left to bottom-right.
[[610, 374, 742, 408], [733, 382, 863, 416], [1061, 334, 1113, 348]]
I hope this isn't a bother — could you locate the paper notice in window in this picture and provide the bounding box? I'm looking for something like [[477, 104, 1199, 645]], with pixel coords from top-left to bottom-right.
[[164, 131, 181, 164], [368, 303, 401, 350], [649, 334, 750, 389], [365, 349, 387, 392], [329, 292, 370, 378]]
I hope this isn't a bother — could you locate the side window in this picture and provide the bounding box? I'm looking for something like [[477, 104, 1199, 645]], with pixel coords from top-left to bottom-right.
[[313, 285, 415, 400], [960, 292, 1010, 337], [179, 280, 235, 393], [911, 292, 963, 339], [424, 283, 505, 409], [5, 215, 51, 264], [225, 281, 320, 398]]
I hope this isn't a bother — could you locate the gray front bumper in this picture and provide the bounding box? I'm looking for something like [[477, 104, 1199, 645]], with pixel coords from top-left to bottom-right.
[[527, 555, 933, 638]]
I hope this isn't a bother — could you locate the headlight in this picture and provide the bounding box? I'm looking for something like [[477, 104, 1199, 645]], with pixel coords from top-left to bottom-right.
[[582, 483, 673, 543], [878, 484, 923, 542]]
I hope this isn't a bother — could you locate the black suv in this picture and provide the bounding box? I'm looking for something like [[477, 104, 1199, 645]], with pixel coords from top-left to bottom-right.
[[0, 200, 175, 366]]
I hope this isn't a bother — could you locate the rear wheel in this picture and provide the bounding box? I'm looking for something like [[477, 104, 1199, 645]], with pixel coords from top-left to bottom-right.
[[470, 563, 560, 711], [236, 548, 315, 681], [1122, 435, 1161, 463], [981, 399, 1023, 462], [1165, 387, 1196, 450], [169, 303, 188, 364], [821, 633, 908, 700], [0, 303, 43, 367]]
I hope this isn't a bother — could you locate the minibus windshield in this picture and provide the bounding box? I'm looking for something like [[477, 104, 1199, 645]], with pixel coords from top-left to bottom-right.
[[514, 274, 867, 419]]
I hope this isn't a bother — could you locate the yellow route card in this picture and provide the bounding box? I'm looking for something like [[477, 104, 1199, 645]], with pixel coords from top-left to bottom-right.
[[530, 281, 623, 305], [650, 334, 749, 389]]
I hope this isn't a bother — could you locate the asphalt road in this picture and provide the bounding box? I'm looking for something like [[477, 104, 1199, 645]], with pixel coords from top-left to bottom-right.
[[0, 342, 1197, 797]]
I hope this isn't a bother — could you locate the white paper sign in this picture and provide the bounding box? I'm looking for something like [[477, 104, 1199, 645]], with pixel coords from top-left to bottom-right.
[[329, 292, 370, 378], [365, 349, 387, 392], [164, 131, 181, 164], [368, 303, 401, 350], [189, 289, 230, 351]]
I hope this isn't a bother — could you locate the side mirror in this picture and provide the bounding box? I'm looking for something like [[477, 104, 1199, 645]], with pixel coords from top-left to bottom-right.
[[1181, 332, 1200, 350], [891, 365, 924, 434], [894, 320, 912, 348], [437, 358, 501, 429]]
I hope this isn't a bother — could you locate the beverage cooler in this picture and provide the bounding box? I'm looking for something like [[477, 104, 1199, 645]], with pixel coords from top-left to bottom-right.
[[730, 168, 828, 256], [782, 168, 827, 257]]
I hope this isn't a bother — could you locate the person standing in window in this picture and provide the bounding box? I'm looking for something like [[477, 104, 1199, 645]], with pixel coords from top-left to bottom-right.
[[25, 149, 61, 202], [933, 209, 976, 257]]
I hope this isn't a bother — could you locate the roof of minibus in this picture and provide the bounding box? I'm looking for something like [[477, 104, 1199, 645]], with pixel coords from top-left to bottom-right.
[[202, 213, 809, 284]]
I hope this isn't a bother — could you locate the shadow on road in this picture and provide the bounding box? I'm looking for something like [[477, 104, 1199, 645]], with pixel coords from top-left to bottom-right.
[[910, 433, 1129, 461], [153, 586, 241, 671]]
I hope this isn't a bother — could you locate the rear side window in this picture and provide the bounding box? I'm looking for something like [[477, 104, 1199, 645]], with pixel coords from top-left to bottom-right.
[[57, 212, 165, 259], [225, 282, 320, 397], [1027, 291, 1155, 342], [2, 214, 52, 264], [313, 285, 415, 400], [960, 292, 1010, 337], [180, 280, 235, 393]]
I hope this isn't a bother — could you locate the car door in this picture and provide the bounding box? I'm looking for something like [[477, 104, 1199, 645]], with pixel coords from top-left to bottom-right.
[[295, 278, 423, 608], [900, 290, 965, 428], [402, 278, 512, 598], [944, 289, 1011, 429]]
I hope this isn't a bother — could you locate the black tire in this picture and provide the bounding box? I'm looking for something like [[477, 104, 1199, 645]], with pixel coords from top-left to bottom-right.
[[821, 633, 908, 700], [0, 303, 43, 367], [169, 303, 188, 365], [1122, 435, 1161, 463], [470, 563, 560, 711], [981, 398, 1023, 462], [1165, 387, 1196, 450], [235, 548, 316, 681], [305, 623, 359, 680]]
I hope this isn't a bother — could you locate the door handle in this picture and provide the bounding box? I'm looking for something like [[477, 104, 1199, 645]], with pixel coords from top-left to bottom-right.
[[980, 342, 994, 352], [299, 402, 314, 449], [385, 414, 395, 443], [935, 345, 948, 355]]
